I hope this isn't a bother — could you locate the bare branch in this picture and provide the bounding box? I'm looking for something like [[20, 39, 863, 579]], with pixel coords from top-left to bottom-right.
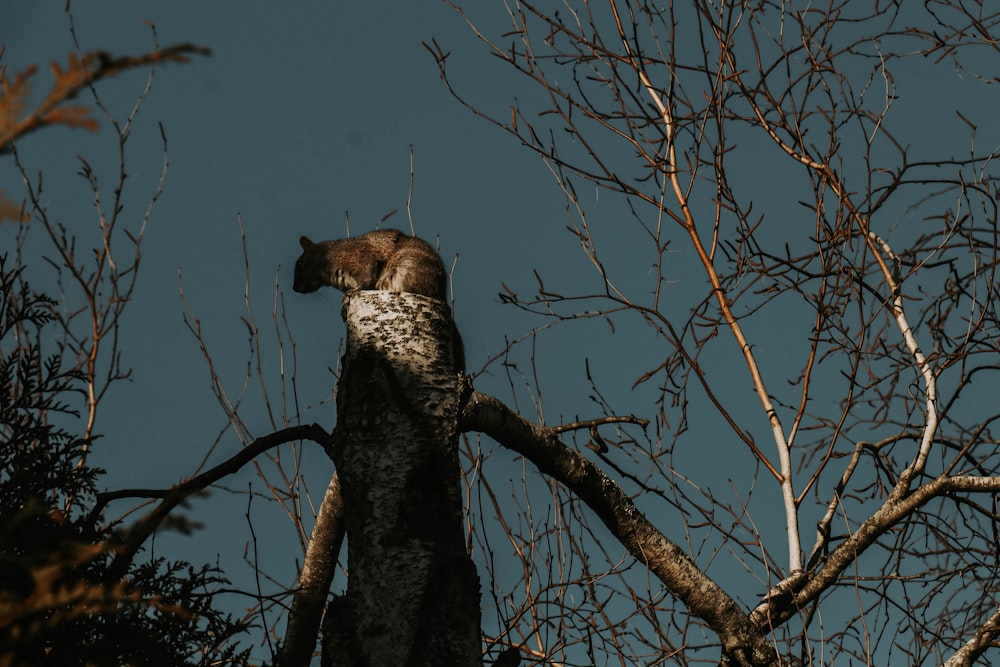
[[99, 424, 331, 579]]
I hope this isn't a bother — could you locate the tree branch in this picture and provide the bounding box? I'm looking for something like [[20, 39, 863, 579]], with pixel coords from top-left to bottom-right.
[[755, 473, 1000, 628], [460, 389, 778, 666], [277, 473, 346, 667], [607, 0, 802, 572], [0, 43, 211, 153], [944, 605, 1000, 667], [99, 423, 331, 580]]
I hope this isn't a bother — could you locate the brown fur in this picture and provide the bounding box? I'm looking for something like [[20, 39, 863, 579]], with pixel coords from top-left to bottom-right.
[[293, 229, 447, 299]]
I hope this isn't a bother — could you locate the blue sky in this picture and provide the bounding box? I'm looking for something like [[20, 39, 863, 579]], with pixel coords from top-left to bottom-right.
[[5, 1, 1000, 663]]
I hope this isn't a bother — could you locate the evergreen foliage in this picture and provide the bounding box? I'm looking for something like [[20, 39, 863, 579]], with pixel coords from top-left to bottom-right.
[[0, 257, 252, 667]]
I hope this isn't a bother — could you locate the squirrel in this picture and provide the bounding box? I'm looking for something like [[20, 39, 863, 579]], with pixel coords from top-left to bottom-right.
[[293, 229, 464, 370]]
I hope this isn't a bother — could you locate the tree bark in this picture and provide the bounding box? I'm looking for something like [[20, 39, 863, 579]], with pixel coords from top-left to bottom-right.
[[320, 291, 480, 667], [278, 473, 345, 667]]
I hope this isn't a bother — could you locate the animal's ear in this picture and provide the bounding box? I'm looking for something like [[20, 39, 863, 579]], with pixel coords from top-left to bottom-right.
[[299, 236, 315, 250]]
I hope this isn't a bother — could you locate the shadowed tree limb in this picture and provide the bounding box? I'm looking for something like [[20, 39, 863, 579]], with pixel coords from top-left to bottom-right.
[[96, 423, 331, 580]]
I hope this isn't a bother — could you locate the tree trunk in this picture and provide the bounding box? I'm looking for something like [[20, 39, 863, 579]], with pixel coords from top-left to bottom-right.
[[321, 291, 480, 667]]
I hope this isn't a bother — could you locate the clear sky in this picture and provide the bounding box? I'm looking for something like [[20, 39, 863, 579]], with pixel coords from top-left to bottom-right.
[[4, 1, 999, 663]]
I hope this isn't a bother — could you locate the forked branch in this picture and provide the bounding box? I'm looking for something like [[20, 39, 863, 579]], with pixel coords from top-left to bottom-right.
[[606, 0, 802, 572]]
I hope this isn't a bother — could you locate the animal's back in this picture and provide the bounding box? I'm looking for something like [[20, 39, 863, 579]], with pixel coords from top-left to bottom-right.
[[375, 235, 447, 299], [293, 229, 446, 299]]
